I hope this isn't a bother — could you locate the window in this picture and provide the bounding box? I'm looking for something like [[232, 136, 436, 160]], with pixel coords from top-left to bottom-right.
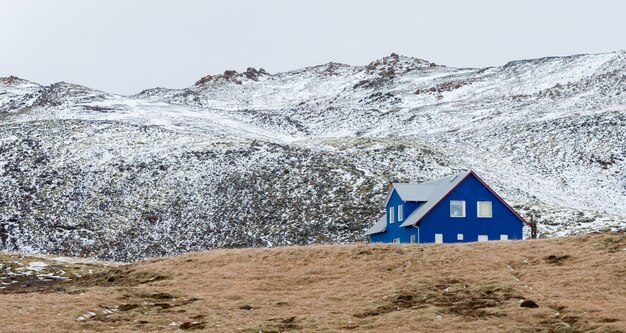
[[457, 234, 464, 241], [388, 207, 395, 224], [450, 200, 466, 217], [477, 201, 493, 218], [500, 234, 509, 241], [410, 234, 416, 243], [397, 204, 404, 221], [392, 238, 400, 244], [477, 235, 488, 242], [435, 234, 443, 243]]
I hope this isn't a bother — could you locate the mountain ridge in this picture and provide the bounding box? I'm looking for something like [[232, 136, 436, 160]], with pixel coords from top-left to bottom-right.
[[1, 51, 625, 261]]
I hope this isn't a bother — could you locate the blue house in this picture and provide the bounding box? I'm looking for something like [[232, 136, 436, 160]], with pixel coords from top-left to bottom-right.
[[365, 170, 527, 244]]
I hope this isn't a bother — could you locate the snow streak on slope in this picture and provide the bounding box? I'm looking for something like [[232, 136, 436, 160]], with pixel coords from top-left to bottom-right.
[[0, 52, 625, 260]]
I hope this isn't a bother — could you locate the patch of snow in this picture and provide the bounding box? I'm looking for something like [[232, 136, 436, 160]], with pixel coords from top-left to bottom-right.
[[27, 261, 48, 271]]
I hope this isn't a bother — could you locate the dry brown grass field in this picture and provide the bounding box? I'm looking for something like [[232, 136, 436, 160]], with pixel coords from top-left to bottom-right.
[[1, 233, 626, 332]]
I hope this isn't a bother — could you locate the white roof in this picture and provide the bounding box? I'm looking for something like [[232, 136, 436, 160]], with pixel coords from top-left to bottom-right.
[[390, 183, 432, 202]]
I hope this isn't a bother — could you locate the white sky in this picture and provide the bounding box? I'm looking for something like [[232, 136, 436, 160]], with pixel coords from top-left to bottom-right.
[[1, 0, 625, 95]]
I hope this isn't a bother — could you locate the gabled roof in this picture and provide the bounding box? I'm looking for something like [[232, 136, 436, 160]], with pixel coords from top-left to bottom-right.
[[383, 171, 471, 206], [364, 213, 387, 236], [399, 170, 529, 227], [399, 170, 472, 227], [368, 170, 528, 237]]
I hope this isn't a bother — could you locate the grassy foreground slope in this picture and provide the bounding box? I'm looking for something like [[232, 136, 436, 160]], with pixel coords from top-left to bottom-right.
[[1, 233, 626, 332]]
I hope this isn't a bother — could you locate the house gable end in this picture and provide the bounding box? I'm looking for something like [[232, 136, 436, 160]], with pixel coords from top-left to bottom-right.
[[383, 186, 401, 208], [416, 172, 526, 242]]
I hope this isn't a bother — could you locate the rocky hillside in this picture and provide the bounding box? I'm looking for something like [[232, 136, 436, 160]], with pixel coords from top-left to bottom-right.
[[0, 52, 625, 261]]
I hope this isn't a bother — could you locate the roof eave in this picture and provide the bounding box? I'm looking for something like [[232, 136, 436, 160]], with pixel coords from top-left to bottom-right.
[[364, 227, 387, 236]]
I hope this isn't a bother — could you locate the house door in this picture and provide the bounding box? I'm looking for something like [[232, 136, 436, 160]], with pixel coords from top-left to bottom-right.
[[434, 234, 443, 244]]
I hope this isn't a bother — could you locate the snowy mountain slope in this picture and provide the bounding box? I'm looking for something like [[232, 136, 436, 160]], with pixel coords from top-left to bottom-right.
[[0, 120, 453, 260], [0, 76, 41, 113], [0, 51, 624, 260]]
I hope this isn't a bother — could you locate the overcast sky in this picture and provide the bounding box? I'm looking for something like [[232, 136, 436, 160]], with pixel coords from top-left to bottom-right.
[[1, 0, 625, 95]]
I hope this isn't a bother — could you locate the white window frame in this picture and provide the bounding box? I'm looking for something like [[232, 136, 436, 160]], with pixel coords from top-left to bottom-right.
[[435, 234, 443, 244], [450, 200, 466, 218], [388, 207, 395, 224], [457, 233, 464, 241], [392, 238, 400, 244], [477, 201, 493, 218], [410, 234, 416, 243], [397, 204, 404, 221], [477, 235, 488, 242], [500, 234, 509, 241]]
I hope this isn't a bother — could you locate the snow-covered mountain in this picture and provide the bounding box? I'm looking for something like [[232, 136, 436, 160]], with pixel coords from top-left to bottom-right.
[[1, 52, 625, 261]]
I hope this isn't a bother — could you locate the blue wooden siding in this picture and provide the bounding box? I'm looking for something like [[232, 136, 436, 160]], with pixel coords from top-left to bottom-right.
[[370, 189, 421, 243], [370, 173, 524, 243]]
